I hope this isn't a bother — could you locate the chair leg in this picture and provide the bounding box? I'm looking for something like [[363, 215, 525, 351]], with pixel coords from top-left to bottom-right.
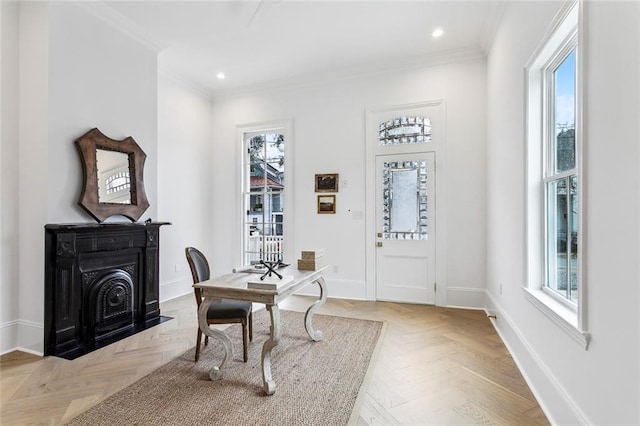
[[195, 328, 202, 362], [242, 319, 249, 363], [248, 310, 253, 341]]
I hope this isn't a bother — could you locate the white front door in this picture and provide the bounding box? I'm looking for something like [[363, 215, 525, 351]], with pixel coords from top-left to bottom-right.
[[375, 152, 436, 304], [366, 103, 443, 305]]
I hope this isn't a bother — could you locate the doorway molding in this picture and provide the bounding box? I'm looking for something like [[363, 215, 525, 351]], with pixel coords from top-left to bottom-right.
[[364, 100, 447, 306]]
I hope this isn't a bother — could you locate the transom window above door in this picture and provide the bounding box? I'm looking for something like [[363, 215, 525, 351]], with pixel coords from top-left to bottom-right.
[[378, 116, 432, 145]]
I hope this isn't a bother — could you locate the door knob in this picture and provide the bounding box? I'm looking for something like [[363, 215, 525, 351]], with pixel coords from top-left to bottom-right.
[[377, 242, 383, 247]]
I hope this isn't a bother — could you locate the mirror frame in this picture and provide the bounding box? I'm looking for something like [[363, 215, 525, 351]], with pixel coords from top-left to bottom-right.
[[75, 128, 150, 222]]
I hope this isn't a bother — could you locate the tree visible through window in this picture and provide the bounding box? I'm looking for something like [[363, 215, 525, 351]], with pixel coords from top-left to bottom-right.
[[243, 132, 285, 264]]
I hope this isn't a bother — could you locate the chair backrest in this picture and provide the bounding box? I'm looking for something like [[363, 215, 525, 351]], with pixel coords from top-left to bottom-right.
[[185, 247, 210, 306]]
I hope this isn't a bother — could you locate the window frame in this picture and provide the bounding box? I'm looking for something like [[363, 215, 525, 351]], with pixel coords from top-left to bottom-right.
[[524, 0, 590, 349], [542, 42, 578, 309], [236, 120, 293, 269]]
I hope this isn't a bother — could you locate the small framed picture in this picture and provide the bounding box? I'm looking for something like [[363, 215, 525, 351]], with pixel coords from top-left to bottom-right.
[[317, 195, 336, 214], [315, 173, 339, 192]]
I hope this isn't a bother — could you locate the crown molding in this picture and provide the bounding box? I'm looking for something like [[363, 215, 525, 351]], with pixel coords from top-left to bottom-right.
[[212, 46, 486, 101], [479, 1, 507, 54], [157, 68, 213, 102], [72, 1, 167, 53]]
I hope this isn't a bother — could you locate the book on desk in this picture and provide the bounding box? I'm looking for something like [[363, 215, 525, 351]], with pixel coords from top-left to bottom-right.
[[247, 274, 294, 290]]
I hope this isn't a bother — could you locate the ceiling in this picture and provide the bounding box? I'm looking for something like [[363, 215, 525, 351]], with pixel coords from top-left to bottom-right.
[[102, 1, 502, 96]]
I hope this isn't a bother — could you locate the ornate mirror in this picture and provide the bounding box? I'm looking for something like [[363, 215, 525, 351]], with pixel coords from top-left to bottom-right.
[[75, 128, 150, 222]]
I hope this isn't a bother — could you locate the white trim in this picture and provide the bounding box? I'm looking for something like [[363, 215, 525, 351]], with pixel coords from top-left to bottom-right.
[[213, 47, 484, 101], [575, 0, 588, 332], [524, 0, 589, 345], [72, 1, 167, 53], [235, 119, 294, 268], [159, 277, 192, 303], [295, 278, 367, 301], [524, 0, 579, 71], [0, 319, 44, 356], [0, 320, 19, 355], [479, 2, 506, 54], [446, 287, 485, 310], [523, 287, 590, 349], [158, 69, 213, 102], [485, 292, 591, 425]]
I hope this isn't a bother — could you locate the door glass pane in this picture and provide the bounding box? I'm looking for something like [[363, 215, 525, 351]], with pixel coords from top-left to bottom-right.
[[382, 160, 427, 240], [391, 168, 418, 232], [553, 50, 576, 173]]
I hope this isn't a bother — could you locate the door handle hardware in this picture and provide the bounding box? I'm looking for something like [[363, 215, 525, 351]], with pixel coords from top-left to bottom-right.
[[377, 232, 382, 238], [377, 242, 383, 247]]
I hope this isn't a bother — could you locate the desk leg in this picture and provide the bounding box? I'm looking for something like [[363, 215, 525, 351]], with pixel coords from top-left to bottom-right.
[[304, 277, 327, 341], [261, 304, 281, 395], [198, 299, 233, 381]]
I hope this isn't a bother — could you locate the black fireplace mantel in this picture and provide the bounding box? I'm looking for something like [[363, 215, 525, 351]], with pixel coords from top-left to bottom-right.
[[44, 222, 170, 359]]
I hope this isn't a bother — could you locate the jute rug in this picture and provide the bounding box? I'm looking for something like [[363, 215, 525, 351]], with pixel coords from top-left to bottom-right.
[[68, 310, 385, 426]]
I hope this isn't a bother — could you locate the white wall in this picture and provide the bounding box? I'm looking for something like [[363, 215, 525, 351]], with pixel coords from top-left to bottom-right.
[[157, 75, 214, 301], [0, 1, 20, 353], [486, 1, 640, 424], [210, 57, 487, 305], [47, 3, 158, 224], [1, 2, 160, 354]]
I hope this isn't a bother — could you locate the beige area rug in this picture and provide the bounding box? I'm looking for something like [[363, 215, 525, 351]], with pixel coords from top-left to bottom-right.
[[68, 310, 385, 426]]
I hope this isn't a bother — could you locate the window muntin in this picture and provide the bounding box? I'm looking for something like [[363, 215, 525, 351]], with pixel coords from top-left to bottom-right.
[[544, 47, 578, 305], [243, 132, 285, 264]]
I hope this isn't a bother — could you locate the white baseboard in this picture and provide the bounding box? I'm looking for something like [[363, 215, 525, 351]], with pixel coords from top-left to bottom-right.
[[446, 286, 485, 309], [0, 320, 18, 355], [484, 291, 590, 425], [1, 319, 43, 356], [295, 278, 367, 300], [159, 277, 192, 303]]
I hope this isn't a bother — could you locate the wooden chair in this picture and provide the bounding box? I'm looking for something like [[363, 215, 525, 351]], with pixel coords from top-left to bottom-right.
[[185, 247, 253, 362]]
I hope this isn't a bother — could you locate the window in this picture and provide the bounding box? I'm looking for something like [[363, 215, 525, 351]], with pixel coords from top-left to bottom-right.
[[242, 131, 285, 265], [525, 0, 589, 348], [379, 116, 431, 145], [545, 50, 578, 303]]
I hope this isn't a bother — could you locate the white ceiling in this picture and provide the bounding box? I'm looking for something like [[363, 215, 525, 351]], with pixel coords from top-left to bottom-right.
[[102, 1, 502, 96]]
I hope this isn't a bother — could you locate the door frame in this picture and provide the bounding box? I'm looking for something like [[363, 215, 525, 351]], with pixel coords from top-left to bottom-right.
[[365, 100, 447, 306]]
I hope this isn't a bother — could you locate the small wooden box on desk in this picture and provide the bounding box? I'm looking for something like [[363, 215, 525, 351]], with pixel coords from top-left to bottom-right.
[[297, 249, 326, 271]]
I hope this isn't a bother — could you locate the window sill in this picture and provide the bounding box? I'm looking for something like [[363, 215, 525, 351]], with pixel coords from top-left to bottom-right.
[[523, 287, 590, 350]]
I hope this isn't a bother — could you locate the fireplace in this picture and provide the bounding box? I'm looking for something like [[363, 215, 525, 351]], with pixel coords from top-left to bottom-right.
[[44, 222, 170, 359]]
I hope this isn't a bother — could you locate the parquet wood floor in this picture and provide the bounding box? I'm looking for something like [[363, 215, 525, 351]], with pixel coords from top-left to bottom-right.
[[0, 295, 548, 425]]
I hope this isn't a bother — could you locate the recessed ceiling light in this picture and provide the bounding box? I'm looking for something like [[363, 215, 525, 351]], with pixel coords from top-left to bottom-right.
[[216, 72, 226, 80], [432, 28, 444, 38]]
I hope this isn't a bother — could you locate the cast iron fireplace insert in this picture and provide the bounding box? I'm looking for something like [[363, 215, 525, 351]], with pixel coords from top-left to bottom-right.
[[44, 222, 170, 360]]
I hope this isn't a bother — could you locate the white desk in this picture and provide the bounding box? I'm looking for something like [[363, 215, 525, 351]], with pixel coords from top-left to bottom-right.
[[193, 266, 328, 395]]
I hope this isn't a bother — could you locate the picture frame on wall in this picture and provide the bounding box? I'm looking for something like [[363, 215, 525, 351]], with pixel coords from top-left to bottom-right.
[[317, 195, 336, 214], [315, 173, 339, 192]]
